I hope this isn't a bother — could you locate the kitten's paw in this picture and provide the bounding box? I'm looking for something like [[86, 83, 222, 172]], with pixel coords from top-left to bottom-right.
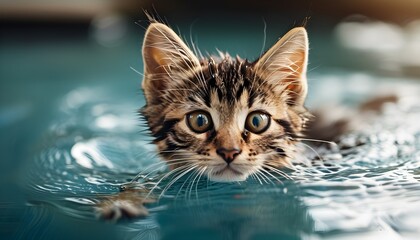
[[96, 198, 148, 220], [95, 189, 155, 221]]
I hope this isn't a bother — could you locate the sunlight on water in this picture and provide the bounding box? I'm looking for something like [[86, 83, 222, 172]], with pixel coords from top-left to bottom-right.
[[23, 72, 420, 239]]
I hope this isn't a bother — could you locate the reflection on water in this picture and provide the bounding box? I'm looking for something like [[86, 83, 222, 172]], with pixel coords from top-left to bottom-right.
[[22, 71, 420, 239]]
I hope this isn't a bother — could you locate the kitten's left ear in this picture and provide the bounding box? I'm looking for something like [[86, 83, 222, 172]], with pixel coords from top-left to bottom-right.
[[142, 23, 200, 104], [255, 27, 308, 106]]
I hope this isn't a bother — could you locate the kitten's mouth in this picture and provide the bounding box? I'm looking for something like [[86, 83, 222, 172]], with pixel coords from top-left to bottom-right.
[[213, 165, 242, 176], [207, 164, 250, 182]]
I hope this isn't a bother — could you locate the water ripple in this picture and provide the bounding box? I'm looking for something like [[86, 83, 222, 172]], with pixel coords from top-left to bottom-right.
[[22, 75, 420, 239]]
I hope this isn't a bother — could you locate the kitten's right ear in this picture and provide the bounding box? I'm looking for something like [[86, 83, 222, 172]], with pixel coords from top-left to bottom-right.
[[254, 27, 309, 107], [142, 23, 200, 104]]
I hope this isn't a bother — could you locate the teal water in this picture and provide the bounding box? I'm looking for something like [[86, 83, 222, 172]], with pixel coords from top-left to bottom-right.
[[21, 72, 420, 240], [2, 23, 420, 240]]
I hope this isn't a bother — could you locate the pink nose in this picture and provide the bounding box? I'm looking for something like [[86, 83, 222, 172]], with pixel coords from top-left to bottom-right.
[[216, 148, 242, 164]]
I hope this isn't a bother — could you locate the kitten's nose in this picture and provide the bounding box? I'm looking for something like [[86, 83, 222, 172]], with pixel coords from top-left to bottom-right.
[[216, 148, 242, 164]]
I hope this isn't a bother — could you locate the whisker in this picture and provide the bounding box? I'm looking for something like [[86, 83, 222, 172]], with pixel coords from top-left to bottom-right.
[[300, 142, 324, 161], [186, 167, 202, 200], [145, 164, 195, 199], [159, 164, 199, 198], [174, 166, 199, 199], [130, 66, 144, 77], [255, 170, 270, 184], [263, 164, 293, 180], [131, 158, 197, 182], [252, 171, 264, 185], [296, 137, 337, 146], [269, 166, 293, 180], [139, 159, 197, 181], [259, 167, 284, 185], [194, 167, 207, 200]]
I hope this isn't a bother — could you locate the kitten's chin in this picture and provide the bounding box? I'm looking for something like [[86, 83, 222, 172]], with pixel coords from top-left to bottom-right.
[[207, 167, 250, 182]]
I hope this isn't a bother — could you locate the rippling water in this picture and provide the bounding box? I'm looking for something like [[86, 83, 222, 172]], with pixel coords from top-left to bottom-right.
[[21, 72, 420, 239]]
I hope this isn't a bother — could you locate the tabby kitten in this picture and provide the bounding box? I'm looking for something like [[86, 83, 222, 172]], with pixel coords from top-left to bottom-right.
[[97, 22, 310, 220], [141, 22, 310, 182]]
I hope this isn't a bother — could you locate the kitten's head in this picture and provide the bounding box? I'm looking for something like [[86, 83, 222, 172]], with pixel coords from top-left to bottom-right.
[[141, 23, 310, 182]]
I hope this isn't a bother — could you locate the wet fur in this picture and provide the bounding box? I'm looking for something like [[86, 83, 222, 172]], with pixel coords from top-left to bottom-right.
[[141, 22, 310, 182]]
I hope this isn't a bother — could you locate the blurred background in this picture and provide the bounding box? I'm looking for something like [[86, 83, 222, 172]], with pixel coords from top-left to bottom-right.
[[1, 0, 420, 239], [2, 0, 420, 77]]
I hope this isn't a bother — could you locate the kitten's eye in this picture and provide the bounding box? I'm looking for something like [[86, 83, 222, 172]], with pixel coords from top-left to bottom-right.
[[245, 111, 270, 134], [186, 111, 213, 133]]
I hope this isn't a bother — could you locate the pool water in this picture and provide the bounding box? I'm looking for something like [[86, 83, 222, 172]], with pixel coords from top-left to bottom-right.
[[1, 23, 420, 240], [9, 70, 419, 240]]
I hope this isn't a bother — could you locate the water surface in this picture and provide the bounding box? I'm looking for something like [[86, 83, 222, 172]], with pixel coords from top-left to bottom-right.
[[15, 71, 420, 240]]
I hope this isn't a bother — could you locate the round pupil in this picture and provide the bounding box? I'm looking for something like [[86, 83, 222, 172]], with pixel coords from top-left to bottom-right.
[[196, 114, 207, 127], [252, 115, 261, 128]]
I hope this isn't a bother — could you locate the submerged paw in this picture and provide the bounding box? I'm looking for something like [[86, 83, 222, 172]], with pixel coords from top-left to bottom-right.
[[95, 189, 155, 221]]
